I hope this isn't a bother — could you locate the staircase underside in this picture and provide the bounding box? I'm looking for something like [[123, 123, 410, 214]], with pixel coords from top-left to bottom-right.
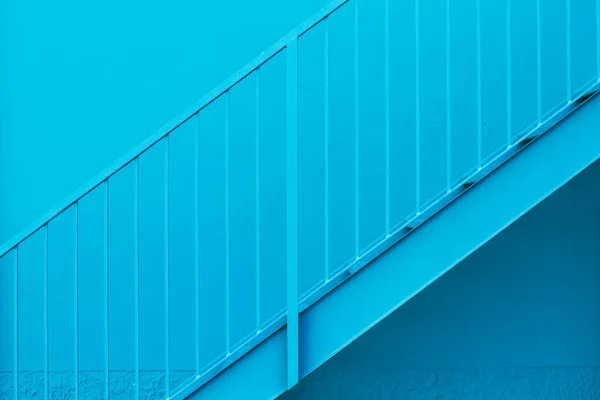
[[187, 91, 600, 400]]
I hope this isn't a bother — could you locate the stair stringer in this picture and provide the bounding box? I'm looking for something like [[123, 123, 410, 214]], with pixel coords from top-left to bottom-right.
[[187, 90, 600, 400]]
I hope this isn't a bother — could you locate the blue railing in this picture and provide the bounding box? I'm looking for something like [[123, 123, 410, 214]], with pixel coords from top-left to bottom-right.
[[1, 0, 599, 398]]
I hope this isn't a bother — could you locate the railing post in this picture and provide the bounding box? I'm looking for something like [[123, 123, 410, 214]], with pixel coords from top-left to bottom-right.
[[286, 37, 299, 389]]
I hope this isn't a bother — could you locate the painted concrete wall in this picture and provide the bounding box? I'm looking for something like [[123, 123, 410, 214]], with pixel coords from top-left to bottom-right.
[[0, 0, 328, 245], [283, 161, 600, 399]]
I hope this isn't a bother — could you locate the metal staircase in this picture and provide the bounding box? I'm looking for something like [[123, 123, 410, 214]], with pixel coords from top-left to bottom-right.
[[1, 0, 599, 399]]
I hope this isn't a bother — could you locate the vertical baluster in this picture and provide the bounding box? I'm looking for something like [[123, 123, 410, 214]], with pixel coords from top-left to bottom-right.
[[164, 137, 170, 398], [597, 0, 600, 79], [507, 0, 513, 144], [194, 112, 201, 374], [44, 226, 49, 400], [415, 0, 421, 211], [385, 0, 391, 231], [13, 247, 19, 400], [74, 205, 79, 400], [354, 0, 361, 255], [476, 0, 482, 166], [566, 0, 572, 100], [224, 91, 231, 355], [255, 70, 262, 333], [536, 0, 542, 123], [133, 161, 140, 399], [324, 18, 331, 277], [286, 38, 299, 389], [445, 0, 452, 188], [103, 181, 109, 400]]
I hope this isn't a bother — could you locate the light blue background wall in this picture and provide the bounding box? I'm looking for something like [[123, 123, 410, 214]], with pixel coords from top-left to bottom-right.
[[0, 0, 328, 245], [283, 161, 600, 399]]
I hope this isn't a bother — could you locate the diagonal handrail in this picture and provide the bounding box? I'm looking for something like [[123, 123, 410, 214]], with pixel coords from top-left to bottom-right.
[[0, 0, 349, 259]]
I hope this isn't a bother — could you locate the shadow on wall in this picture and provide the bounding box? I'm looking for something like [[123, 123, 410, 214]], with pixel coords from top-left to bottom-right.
[[282, 160, 600, 399]]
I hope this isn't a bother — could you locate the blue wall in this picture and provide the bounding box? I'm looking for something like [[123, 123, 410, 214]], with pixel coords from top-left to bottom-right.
[[283, 160, 600, 399], [0, 0, 328, 245], [2, 1, 599, 398]]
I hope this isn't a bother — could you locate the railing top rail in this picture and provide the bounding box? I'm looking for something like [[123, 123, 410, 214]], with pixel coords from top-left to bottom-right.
[[0, 0, 349, 258]]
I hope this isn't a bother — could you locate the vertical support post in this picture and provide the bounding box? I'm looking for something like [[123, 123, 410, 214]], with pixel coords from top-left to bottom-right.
[[286, 38, 299, 389]]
